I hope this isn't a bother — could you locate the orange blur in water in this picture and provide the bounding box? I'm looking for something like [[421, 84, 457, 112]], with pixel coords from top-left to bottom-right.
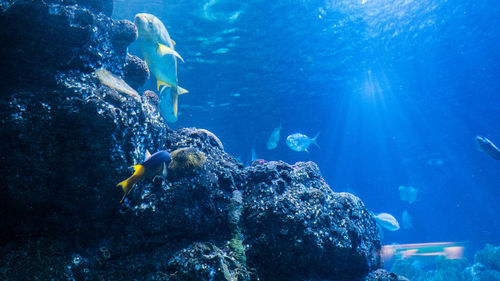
[[381, 242, 464, 262]]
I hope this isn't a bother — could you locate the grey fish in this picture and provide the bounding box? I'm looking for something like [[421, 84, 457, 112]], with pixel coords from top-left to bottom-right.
[[266, 124, 282, 150], [286, 132, 319, 152], [476, 136, 500, 161], [374, 213, 400, 232]]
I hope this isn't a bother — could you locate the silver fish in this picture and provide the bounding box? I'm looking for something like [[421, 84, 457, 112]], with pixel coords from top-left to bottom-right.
[[286, 132, 319, 152], [476, 136, 500, 161], [374, 213, 400, 232]]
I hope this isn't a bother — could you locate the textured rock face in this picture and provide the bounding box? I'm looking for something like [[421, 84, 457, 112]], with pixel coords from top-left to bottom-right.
[[0, 82, 166, 243], [166, 242, 257, 281], [123, 54, 150, 90], [0, 0, 144, 92], [0, 0, 159, 244], [44, 0, 114, 15], [365, 269, 409, 281], [118, 127, 243, 244], [243, 160, 381, 280]]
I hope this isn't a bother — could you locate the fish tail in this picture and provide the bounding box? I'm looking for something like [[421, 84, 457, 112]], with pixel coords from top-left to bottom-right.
[[312, 131, 320, 148], [116, 164, 145, 203], [157, 79, 171, 91], [172, 89, 179, 118], [177, 86, 188, 95], [117, 180, 137, 203], [172, 86, 188, 118]]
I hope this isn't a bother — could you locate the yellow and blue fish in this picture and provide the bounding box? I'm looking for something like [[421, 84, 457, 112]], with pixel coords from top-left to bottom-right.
[[116, 150, 171, 203]]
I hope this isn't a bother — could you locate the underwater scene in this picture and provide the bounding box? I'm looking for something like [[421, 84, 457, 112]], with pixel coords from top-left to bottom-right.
[[0, 0, 499, 280]]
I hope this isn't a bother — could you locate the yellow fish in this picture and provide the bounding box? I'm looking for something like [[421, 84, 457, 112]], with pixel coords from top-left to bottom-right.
[[116, 150, 171, 203], [134, 13, 188, 121]]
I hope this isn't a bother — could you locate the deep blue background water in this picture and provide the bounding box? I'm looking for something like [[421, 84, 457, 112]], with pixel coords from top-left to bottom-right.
[[114, 0, 500, 259]]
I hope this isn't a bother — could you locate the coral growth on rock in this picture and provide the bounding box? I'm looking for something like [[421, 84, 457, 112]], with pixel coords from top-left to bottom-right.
[[166, 242, 257, 281], [464, 244, 500, 281], [167, 147, 207, 181]]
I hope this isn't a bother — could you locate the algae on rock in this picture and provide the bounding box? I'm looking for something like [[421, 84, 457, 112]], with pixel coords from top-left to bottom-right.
[[167, 147, 207, 181]]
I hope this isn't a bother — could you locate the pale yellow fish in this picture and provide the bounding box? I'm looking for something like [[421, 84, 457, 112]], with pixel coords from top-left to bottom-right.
[[95, 68, 140, 102], [134, 13, 188, 121]]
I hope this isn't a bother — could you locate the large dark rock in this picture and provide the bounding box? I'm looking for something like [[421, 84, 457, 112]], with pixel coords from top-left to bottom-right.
[[243, 160, 381, 280], [0, 80, 166, 244], [0, 0, 146, 92], [42, 0, 114, 15], [0, 0, 155, 247]]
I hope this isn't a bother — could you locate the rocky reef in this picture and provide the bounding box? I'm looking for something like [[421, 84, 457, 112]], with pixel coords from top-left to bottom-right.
[[0, 0, 406, 280], [243, 161, 381, 280]]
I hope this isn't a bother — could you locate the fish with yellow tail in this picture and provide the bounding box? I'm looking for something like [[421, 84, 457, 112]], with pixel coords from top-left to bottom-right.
[[134, 13, 188, 123], [116, 150, 171, 203]]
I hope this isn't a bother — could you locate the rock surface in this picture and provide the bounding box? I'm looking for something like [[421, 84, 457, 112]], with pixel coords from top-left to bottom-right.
[[243, 160, 381, 280], [166, 242, 257, 281], [365, 269, 410, 281], [0, 0, 146, 92], [0, 0, 406, 280], [463, 244, 500, 281]]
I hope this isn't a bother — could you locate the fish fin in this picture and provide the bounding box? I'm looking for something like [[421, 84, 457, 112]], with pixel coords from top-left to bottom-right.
[[130, 164, 143, 172], [172, 89, 179, 117], [157, 43, 184, 62], [171, 39, 176, 46], [116, 179, 130, 193], [312, 131, 320, 148], [177, 86, 188, 95], [162, 163, 168, 177], [145, 150, 151, 160], [117, 165, 145, 203], [377, 224, 384, 239], [143, 53, 151, 66], [157, 79, 172, 91], [117, 180, 137, 203]]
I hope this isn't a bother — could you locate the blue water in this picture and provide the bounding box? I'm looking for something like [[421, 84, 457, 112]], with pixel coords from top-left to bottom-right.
[[115, 0, 500, 259]]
